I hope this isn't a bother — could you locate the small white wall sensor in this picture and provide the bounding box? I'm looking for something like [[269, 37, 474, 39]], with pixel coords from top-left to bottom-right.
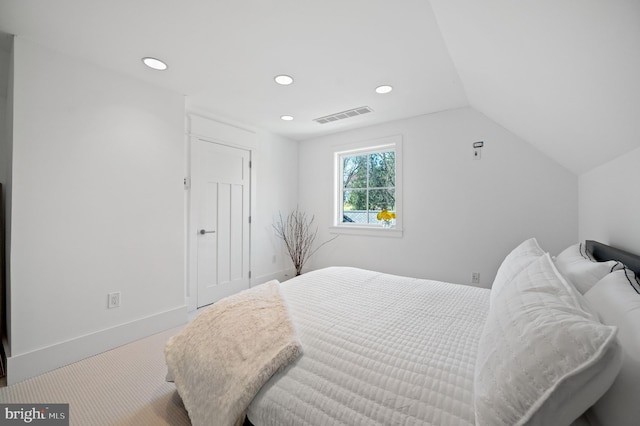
[[473, 141, 484, 160]]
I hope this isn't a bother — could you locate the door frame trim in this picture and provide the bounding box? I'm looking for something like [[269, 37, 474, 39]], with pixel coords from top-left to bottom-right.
[[185, 114, 256, 312]]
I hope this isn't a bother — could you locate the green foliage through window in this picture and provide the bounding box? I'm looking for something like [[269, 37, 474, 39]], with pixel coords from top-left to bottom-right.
[[341, 150, 395, 224]]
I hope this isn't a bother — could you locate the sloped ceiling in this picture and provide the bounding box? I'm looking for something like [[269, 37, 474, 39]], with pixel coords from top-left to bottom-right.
[[430, 0, 640, 174], [0, 0, 638, 175]]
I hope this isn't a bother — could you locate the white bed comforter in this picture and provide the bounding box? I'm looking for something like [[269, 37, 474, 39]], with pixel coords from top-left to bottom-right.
[[247, 267, 490, 426]]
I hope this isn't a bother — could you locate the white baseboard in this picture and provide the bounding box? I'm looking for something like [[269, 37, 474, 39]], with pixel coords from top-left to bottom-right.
[[7, 306, 188, 385], [251, 268, 296, 286]]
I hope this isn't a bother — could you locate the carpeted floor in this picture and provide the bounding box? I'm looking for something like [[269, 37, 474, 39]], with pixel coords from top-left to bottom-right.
[[0, 326, 192, 426]]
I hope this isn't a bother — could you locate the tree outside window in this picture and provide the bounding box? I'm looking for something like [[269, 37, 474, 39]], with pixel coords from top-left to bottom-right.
[[341, 149, 396, 225]]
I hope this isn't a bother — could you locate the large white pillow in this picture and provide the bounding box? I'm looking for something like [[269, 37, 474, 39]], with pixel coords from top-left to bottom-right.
[[475, 253, 622, 426], [584, 268, 640, 426], [555, 242, 624, 294], [491, 237, 545, 305]]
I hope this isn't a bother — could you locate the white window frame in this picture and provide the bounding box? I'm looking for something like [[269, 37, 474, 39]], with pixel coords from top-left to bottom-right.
[[330, 135, 403, 238]]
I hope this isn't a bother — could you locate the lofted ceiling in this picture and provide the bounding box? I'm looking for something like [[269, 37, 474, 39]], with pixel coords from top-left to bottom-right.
[[0, 0, 638, 175], [430, 0, 640, 175]]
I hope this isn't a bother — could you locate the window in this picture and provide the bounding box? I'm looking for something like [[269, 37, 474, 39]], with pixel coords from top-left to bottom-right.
[[332, 135, 402, 237]]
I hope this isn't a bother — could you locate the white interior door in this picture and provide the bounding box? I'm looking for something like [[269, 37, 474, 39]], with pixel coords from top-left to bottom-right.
[[192, 139, 250, 307]]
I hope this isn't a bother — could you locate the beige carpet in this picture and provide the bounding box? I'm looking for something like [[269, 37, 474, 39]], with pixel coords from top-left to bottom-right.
[[0, 326, 191, 426]]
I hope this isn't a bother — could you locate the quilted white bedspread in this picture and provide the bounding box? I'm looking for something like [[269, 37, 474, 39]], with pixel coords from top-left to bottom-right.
[[247, 267, 490, 426]]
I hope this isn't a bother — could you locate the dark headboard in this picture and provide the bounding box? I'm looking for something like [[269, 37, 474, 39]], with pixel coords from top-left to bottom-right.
[[586, 240, 640, 275]]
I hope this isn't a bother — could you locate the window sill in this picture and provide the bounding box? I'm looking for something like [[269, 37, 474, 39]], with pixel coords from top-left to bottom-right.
[[329, 225, 403, 238]]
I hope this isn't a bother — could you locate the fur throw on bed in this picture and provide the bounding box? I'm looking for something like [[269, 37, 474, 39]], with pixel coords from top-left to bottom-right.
[[165, 280, 302, 426]]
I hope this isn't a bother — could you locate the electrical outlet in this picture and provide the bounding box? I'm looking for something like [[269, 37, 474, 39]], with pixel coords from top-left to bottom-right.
[[472, 272, 480, 284], [108, 292, 121, 309]]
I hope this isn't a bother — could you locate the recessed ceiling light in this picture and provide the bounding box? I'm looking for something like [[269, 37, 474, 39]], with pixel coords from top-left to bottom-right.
[[375, 85, 393, 94], [280, 115, 294, 121], [142, 57, 168, 71], [274, 75, 294, 85]]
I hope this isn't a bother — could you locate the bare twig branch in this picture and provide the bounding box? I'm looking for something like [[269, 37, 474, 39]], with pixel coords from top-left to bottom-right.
[[273, 207, 338, 276]]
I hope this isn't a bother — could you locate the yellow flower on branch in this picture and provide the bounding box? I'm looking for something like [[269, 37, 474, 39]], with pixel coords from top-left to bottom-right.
[[376, 209, 396, 222]]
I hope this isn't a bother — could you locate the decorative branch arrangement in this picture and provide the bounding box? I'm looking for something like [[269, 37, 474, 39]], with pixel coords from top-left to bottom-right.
[[273, 207, 338, 276]]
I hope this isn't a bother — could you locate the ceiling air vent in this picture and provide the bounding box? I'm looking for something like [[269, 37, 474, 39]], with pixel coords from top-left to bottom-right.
[[313, 106, 373, 124]]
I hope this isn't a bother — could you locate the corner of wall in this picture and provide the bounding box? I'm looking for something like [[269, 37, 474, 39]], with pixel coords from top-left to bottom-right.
[[0, 32, 14, 372]]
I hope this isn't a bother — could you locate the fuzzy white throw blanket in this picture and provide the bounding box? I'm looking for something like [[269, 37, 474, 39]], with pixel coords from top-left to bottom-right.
[[165, 280, 302, 426]]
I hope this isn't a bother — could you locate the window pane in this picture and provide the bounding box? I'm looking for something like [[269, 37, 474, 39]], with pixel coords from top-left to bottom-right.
[[343, 189, 368, 223], [368, 189, 395, 211], [368, 151, 395, 188], [369, 189, 396, 225], [343, 155, 367, 189]]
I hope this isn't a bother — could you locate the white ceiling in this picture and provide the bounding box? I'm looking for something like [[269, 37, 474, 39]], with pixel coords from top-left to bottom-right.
[[0, 0, 638, 174]]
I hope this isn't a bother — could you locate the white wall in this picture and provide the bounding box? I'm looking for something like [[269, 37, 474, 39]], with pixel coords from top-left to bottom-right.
[[0, 37, 8, 174], [8, 37, 186, 383], [579, 147, 640, 255], [298, 107, 578, 287], [251, 130, 299, 282]]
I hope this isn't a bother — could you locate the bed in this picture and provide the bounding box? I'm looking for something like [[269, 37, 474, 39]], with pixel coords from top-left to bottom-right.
[[165, 239, 640, 426]]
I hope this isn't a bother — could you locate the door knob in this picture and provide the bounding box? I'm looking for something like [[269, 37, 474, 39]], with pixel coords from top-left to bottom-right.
[[199, 229, 216, 235]]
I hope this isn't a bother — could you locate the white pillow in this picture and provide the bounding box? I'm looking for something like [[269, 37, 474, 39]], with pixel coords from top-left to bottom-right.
[[491, 237, 545, 304], [555, 242, 624, 294], [584, 268, 640, 426], [475, 253, 622, 426]]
